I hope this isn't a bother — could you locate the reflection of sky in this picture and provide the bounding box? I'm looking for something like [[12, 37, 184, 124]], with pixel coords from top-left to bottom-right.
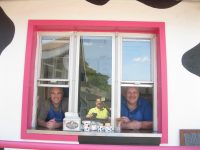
[[122, 39, 151, 81], [82, 36, 112, 84]]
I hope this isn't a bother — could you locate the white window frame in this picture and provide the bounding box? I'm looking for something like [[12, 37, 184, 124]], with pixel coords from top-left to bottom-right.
[[31, 31, 158, 133]]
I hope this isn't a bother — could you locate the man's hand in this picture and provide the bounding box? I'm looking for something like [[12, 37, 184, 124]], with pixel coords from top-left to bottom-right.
[[121, 116, 130, 123], [86, 114, 93, 119], [46, 119, 61, 129]]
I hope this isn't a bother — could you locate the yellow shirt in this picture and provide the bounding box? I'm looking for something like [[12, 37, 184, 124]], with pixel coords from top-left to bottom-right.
[[87, 107, 109, 119]]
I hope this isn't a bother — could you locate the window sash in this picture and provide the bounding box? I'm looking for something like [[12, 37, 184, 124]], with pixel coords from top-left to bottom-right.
[[73, 32, 116, 122], [32, 32, 73, 127], [118, 33, 157, 131], [77, 35, 113, 121]]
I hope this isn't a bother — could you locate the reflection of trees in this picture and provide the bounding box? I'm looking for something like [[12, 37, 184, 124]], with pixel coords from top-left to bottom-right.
[[85, 62, 111, 92]]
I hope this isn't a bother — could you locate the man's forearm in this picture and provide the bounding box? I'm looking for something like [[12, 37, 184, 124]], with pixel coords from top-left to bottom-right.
[[37, 119, 47, 128], [121, 120, 141, 129], [38, 119, 62, 129], [141, 121, 153, 129]]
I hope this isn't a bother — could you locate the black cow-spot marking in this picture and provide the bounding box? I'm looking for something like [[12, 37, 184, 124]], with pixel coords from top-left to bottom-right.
[[85, 0, 182, 8], [137, 0, 182, 9], [0, 6, 15, 55], [182, 42, 200, 77], [86, 0, 110, 5]]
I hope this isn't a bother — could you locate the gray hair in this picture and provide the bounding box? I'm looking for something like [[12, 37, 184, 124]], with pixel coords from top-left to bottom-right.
[[126, 86, 140, 94], [50, 87, 64, 94]]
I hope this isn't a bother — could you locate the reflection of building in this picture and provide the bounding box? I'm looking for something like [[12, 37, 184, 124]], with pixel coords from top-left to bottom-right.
[[41, 38, 69, 79]]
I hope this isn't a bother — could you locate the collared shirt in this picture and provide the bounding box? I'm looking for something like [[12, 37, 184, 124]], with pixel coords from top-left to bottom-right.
[[121, 96, 152, 121], [37, 98, 68, 122], [87, 107, 109, 119], [46, 101, 64, 122]]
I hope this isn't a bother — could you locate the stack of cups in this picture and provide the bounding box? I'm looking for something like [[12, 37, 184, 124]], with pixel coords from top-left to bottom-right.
[[82, 120, 91, 132]]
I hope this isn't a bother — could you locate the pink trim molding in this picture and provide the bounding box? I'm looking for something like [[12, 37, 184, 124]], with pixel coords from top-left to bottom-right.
[[0, 140, 199, 150], [21, 20, 168, 143]]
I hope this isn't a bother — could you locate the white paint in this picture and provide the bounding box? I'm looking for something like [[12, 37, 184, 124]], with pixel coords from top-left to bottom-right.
[[0, 0, 200, 146]]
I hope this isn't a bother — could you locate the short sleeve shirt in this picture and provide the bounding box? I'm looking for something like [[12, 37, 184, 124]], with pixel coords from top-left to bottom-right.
[[87, 107, 109, 119], [121, 97, 152, 121]]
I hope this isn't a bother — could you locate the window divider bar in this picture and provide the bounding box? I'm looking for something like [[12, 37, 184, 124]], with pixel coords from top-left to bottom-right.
[[37, 84, 69, 88], [37, 79, 69, 82], [121, 83, 153, 88], [121, 81, 153, 84]]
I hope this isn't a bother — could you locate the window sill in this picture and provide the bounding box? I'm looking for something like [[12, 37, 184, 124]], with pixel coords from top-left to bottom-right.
[[27, 129, 161, 145], [27, 129, 161, 137]]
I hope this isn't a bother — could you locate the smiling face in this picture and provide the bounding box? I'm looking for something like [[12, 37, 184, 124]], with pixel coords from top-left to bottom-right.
[[50, 87, 63, 105], [126, 87, 139, 106], [96, 99, 104, 109]]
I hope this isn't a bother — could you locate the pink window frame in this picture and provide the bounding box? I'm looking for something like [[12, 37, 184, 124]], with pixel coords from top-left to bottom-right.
[[21, 20, 168, 143]]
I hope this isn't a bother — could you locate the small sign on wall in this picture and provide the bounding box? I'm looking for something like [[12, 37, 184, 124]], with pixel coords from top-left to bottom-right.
[[180, 129, 200, 146]]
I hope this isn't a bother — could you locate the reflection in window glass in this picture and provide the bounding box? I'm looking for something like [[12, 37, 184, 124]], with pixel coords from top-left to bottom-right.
[[40, 36, 70, 79], [122, 39, 152, 81], [78, 36, 112, 124]]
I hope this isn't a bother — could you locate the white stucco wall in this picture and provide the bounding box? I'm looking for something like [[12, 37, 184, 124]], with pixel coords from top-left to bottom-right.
[[0, 0, 200, 146]]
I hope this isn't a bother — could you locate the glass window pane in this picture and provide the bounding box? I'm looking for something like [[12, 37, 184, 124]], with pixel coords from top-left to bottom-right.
[[78, 36, 112, 124], [122, 39, 152, 81], [40, 36, 69, 79]]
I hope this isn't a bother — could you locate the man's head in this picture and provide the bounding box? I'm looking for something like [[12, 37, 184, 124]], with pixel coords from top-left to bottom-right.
[[50, 87, 63, 105], [96, 98, 104, 109], [126, 87, 140, 106]]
